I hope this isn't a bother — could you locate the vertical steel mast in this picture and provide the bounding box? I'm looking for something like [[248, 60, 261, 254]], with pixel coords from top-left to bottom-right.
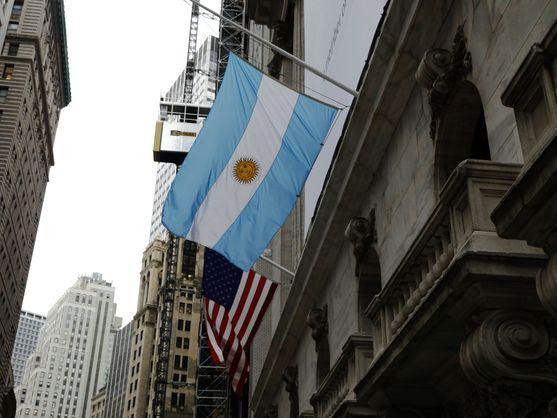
[[185, 2, 200, 102], [217, 0, 246, 85]]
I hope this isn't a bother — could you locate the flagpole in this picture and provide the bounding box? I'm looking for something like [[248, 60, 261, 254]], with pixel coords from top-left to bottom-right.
[[190, 0, 359, 98], [259, 255, 295, 278]]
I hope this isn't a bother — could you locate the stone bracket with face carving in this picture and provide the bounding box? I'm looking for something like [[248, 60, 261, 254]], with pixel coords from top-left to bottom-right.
[[345, 211, 377, 277], [415, 24, 472, 139]]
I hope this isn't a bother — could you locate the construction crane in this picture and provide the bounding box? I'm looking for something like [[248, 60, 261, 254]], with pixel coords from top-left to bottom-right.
[[185, 2, 200, 102]]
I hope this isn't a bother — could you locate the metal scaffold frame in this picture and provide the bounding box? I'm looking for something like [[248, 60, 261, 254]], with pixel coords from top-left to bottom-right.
[[153, 235, 179, 417], [217, 0, 246, 85]]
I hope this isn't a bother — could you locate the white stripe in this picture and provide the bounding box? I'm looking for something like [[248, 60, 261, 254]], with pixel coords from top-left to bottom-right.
[[215, 304, 225, 331], [240, 279, 272, 346], [232, 349, 247, 388], [187, 76, 299, 246], [228, 271, 250, 318], [205, 301, 224, 363], [234, 274, 261, 337]]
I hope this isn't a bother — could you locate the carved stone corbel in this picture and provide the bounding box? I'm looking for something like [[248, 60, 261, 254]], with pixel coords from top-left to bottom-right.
[[459, 310, 557, 416], [282, 365, 299, 418], [415, 24, 472, 139], [306, 306, 328, 350], [345, 211, 377, 277]]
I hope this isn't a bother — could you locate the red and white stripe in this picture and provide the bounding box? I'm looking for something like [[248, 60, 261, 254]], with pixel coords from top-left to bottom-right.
[[204, 270, 278, 396]]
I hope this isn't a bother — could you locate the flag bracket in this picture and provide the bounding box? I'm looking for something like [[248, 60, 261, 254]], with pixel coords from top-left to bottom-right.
[[259, 255, 295, 278], [190, 0, 359, 98]]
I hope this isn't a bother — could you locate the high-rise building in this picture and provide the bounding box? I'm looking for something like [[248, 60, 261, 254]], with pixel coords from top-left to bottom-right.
[[89, 387, 105, 418], [11, 311, 46, 386], [15, 273, 118, 418], [102, 320, 132, 418], [0, 0, 71, 411], [191, 35, 218, 106]]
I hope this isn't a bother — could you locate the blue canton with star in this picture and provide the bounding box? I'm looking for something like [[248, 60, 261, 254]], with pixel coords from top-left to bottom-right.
[[203, 248, 243, 310]]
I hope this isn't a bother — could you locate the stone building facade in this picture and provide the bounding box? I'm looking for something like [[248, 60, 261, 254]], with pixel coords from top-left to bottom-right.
[[0, 0, 70, 413], [249, 1, 557, 417], [123, 238, 202, 418]]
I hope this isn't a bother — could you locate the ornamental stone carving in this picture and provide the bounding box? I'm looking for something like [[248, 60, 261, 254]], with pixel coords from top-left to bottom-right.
[[306, 306, 328, 347], [282, 365, 299, 418], [345, 211, 377, 277], [459, 310, 557, 416], [264, 403, 278, 418], [415, 24, 472, 139]]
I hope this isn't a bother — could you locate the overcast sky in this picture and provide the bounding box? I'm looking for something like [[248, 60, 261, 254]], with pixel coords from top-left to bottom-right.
[[23, 0, 220, 322]]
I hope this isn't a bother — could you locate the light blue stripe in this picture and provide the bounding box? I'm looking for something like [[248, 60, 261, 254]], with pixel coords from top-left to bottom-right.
[[162, 54, 263, 236], [214, 94, 338, 270]]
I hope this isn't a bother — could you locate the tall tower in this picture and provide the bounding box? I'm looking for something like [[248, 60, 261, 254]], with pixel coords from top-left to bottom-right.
[[14, 273, 118, 418], [11, 310, 46, 386], [0, 0, 71, 410], [103, 320, 132, 418]]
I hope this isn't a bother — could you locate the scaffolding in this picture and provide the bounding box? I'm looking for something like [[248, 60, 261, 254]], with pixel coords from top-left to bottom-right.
[[217, 0, 246, 85], [152, 234, 179, 417]]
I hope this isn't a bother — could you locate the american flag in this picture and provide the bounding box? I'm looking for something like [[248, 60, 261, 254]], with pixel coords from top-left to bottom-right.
[[202, 248, 278, 396]]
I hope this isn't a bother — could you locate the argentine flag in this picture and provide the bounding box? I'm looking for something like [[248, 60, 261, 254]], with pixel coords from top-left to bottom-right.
[[162, 53, 338, 271]]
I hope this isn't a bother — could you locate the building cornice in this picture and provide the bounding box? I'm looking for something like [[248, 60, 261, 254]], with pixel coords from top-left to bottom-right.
[[49, 0, 71, 107], [250, 0, 457, 414]]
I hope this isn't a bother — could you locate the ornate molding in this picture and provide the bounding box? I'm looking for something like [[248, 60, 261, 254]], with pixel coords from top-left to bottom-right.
[[306, 306, 328, 348], [444, 384, 541, 418], [345, 211, 377, 277], [415, 24, 472, 139]]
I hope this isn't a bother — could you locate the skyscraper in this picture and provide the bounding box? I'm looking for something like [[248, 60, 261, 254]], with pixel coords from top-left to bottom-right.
[[11, 311, 46, 386], [15, 273, 118, 418], [0, 0, 71, 410], [191, 35, 218, 106], [103, 321, 132, 418]]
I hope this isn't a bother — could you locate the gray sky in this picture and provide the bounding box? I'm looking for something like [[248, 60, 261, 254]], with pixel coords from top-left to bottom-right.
[[23, 0, 220, 322]]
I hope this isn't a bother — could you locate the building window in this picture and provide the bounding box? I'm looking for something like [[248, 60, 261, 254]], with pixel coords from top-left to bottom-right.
[[183, 338, 189, 349], [176, 337, 182, 349], [2, 65, 13, 80], [178, 303, 185, 313], [181, 356, 188, 370], [174, 355, 180, 368], [7, 43, 19, 56], [7, 21, 18, 31], [179, 393, 185, 407], [12, 1, 23, 15], [185, 320, 190, 332], [186, 304, 192, 314], [171, 392, 178, 407], [177, 320, 184, 331], [0, 87, 8, 102]]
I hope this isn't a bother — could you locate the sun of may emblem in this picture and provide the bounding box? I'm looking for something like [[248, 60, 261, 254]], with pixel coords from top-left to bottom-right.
[[233, 157, 260, 184]]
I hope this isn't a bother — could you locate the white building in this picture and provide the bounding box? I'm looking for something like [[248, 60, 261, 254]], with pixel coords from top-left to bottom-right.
[[11, 311, 46, 387], [191, 35, 218, 106], [15, 273, 119, 418]]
